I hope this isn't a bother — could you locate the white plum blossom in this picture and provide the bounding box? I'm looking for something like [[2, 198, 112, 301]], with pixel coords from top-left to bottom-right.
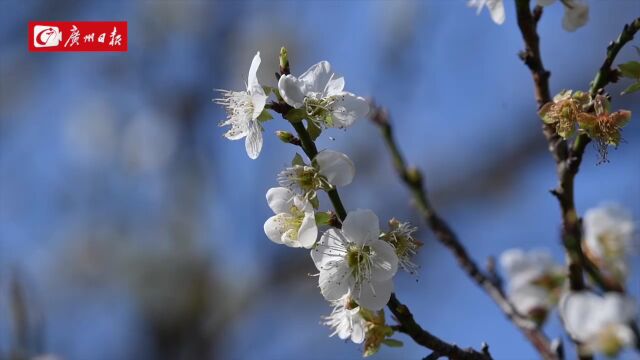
[[560, 291, 638, 357], [501, 248, 564, 291], [469, 0, 589, 31], [278, 61, 369, 129], [468, 0, 505, 25], [583, 203, 636, 281], [278, 150, 355, 194], [264, 187, 317, 248], [381, 219, 421, 275], [509, 285, 554, 321], [561, 0, 589, 32], [315, 149, 356, 187], [215, 52, 267, 159], [500, 249, 564, 323], [535, 0, 589, 31], [323, 293, 367, 344], [311, 209, 398, 311]]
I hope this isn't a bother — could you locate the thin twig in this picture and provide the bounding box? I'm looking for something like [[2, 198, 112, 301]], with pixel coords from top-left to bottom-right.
[[515, 2, 640, 294], [515, 2, 640, 356], [389, 294, 492, 360], [514, 0, 587, 293], [369, 106, 558, 360], [289, 120, 348, 220]]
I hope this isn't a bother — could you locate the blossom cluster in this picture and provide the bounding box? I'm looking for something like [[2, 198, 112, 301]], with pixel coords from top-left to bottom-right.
[[500, 203, 638, 357], [469, 0, 589, 31], [216, 50, 638, 358], [539, 91, 632, 161], [216, 50, 420, 356]]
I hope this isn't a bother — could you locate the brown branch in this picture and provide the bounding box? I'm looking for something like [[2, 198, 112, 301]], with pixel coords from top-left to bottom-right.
[[589, 17, 640, 97], [514, 0, 587, 293], [369, 106, 559, 360], [388, 294, 492, 360], [515, 2, 640, 295]]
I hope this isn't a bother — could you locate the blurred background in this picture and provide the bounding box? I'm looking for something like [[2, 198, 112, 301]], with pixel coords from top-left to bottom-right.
[[1, 1, 639, 359]]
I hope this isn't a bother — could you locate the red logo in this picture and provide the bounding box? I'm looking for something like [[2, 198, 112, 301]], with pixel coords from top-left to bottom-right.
[[29, 22, 128, 52]]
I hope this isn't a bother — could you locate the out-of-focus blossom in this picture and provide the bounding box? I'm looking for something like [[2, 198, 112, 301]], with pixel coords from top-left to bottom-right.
[[562, 0, 589, 32], [560, 291, 637, 357], [583, 203, 636, 282], [468, 0, 505, 25], [500, 249, 565, 324]]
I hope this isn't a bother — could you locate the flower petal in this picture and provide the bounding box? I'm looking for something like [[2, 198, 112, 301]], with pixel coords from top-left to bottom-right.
[[562, 1, 589, 32], [342, 209, 380, 245], [315, 150, 355, 187], [350, 320, 365, 344], [509, 285, 551, 315], [281, 228, 301, 248], [319, 262, 352, 301], [487, 0, 505, 25], [223, 122, 248, 140], [312, 228, 348, 270], [330, 92, 369, 128], [467, 0, 485, 15], [500, 248, 558, 290], [324, 76, 345, 97], [244, 120, 263, 159], [370, 240, 399, 281], [264, 214, 289, 244], [298, 212, 318, 249], [277, 75, 306, 109], [266, 187, 294, 214], [298, 61, 333, 94], [247, 52, 262, 93], [560, 291, 602, 341], [356, 278, 393, 311], [251, 92, 267, 120], [600, 293, 637, 325]]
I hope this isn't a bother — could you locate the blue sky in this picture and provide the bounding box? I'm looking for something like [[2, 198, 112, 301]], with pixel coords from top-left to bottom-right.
[[1, 1, 639, 359]]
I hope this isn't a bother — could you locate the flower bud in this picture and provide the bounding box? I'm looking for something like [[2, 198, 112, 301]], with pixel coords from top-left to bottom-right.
[[275, 130, 301, 146], [405, 167, 422, 185], [279, 46, 290, 75]]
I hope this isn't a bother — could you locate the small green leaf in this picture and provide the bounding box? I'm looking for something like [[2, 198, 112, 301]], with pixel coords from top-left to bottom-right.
[[619, 61, 640, 79], [324, 114, 334, 128], [314, 212, 331, 226], [382, 325, 394, 336], [261, 86, 273, 95], [358, 308, 376, 323], [621, 81, 640, 95], [382, 339, 404, 348], [257, 110, 273, 122], [284, 108, 307, 122], [291, 153, 305, 166], [274, 88, 283, 102], [363, 346, 380, 357], [309, 194, 320, 209], [306, 120, 322, 141]]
